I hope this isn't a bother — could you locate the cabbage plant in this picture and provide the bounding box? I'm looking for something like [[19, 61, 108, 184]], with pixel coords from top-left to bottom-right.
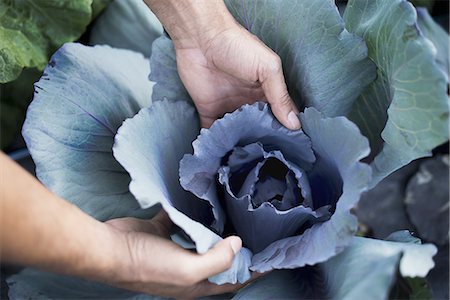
[[9, 0, 448, 298]]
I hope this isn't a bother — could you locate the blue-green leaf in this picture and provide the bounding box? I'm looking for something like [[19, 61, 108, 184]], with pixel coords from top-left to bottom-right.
[[90, 0, 163, 57], [149, 36, 191, 103], [234, 233, 437, 300], [416, 7, 449, 78], [321, 234, 436, 299], [113, 100, 252, 285], [22, 43, 154, 221], [224, 0, 375, 117], [405, 155, 449, 245], [150, 0, 375, 117], [7, 269, 159, 300], [344, 0, 449, 187]]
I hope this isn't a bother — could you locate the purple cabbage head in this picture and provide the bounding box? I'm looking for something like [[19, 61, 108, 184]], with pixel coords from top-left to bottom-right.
[[112, 98, 372, 283]]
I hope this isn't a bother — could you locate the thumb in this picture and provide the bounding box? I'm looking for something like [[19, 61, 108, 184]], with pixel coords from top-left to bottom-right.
[[192, 236, 242, 280], [260, 55, 300, 130]]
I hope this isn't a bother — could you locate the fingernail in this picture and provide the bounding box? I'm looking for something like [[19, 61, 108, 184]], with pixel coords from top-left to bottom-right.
[[229, 236, 242, 255], [287, 111, 301, 130]]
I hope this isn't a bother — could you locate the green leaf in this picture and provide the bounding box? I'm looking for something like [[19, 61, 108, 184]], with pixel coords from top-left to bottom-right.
[[407, 277, 432, 299], [91, 0, 110, 20], [389, 276, 432, 300], [0, 0, 93, 83], [344, 0, 449, 187]]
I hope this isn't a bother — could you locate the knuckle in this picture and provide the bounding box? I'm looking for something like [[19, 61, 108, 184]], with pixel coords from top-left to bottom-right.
[[279, 92, 292, 107], [267, 54, 282, 74], [269, 90, 291, 108]]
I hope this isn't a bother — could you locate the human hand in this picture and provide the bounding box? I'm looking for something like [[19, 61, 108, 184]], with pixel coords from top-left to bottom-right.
[[104, 210, 258, 298], [175, 24, 301, 129], [145, 0, 300, 129], [0, 153, 259, 299]]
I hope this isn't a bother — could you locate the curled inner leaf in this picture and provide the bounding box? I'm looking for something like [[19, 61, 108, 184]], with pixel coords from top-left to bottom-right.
[[218, 142, 330, 252]]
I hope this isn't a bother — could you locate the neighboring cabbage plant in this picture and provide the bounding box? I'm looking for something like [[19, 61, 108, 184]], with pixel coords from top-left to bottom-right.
[[0, 0, 110, 149], [8, 0, 448, 298], [0, 0, 109, 83]]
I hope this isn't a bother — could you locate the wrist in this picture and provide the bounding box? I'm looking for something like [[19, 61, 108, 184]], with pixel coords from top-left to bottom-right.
[[95, 224, 138, 286], [145, 0, 238, 50], [86, 223, 129, 285], [64, 214, 121, 283]]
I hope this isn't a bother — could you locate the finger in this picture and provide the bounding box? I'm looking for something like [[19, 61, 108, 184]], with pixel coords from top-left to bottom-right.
[[189, 236, 242, 281], [260, 55, 301, 130]]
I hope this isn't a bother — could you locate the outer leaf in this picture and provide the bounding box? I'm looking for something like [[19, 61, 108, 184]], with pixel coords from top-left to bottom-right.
[[150, 0, 375, 117], [231, 270, 311, 300], [355, 162, 418, 239], [234, 234, 437, 300], [224, 0, 374, 116], [321, 235, 436, 299], [113, 100, 252, 285], [344, 0, 449, 187], [251, 108, 371, 272], [378, 231, 437, 277], [416, 7, 449, 78], [7, 269, 162, 300], [405, 155, 449, 245], [90, 0, 163, 57], [385, 230, 422, 244], [0, 0, 93, 83], [149, 36, 191, 103], [22, 43, 154, 221]]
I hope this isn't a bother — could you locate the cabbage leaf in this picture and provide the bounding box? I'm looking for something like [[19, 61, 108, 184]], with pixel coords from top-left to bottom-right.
[[344, 0, 449, 187], [233, 232, 436, 300], [89, 0, 162, 57], [150, 0, 375, 116], [22, 43, 155, 220]]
